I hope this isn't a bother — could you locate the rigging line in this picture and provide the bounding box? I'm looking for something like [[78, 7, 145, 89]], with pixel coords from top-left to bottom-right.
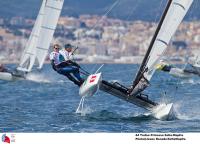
[[178, 1, 196, 67], [125, 0, 140, 21], [91, 0, 121, 30], [91, 63, 99, 74], [183, 0, 197, 66], [187, 0, 197, 21], [132, 0, 173, 88], [109, 0, 123, 20], [132, 0, 165, 84], [103, 68, 137, 75], [80, 67, 90, 75], [67, 46, 91, 75], [75, 0, 121, 74], [153, 0, 165, 23], [95, 64, 104, 74]]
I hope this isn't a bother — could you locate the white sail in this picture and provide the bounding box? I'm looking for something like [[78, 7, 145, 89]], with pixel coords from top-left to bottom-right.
[[130, 0, 193, 96], [35, 0, 64, 69], [144, 0, 193, 81], [17, 0, 46, 72]]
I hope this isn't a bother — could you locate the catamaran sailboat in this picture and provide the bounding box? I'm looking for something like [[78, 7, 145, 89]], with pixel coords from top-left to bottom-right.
[[0, 0, 64, 81], [156, 50, 200, 78], [79, 0, 193, 120]]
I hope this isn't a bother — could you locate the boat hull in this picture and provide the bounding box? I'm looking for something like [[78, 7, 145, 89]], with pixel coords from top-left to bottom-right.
[[152, 103, 175, 120], [79, 73, 102, 97], [100, 80, 175, 120], [169, 68, 192, 78], [0, 72, 13, 81], [0, 72, 25, 81]]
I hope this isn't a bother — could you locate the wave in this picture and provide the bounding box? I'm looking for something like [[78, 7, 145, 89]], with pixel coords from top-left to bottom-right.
[[80, 110, 155, 122], [180, 78, 200, 85], [26, 73, 51, 83]]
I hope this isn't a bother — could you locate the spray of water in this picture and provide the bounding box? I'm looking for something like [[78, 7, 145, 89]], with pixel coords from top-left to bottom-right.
[[26, 73, 51, 83], [76, 96, 93, 116], [180, 78, 200, 85], [172, 103, 190, 120]]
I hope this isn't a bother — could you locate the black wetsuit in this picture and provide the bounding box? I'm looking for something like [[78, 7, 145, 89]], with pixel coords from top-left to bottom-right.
[[162, 65, 172, 72], [51, 60, 84, 86]]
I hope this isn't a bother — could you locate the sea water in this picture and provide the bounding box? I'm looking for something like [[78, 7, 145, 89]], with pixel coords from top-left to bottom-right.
[[0, 64, 200, 132]]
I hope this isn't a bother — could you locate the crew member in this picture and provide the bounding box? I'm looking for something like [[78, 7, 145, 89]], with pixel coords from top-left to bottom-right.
[[156, 60, 172, 72], [0, 64, 8, 72], [50, 44, 84, 86]]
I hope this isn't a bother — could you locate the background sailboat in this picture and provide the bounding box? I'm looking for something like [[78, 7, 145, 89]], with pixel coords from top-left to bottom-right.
[[17, 0, 46, 73], [0, 0, 64, 81], [156, 49, 200, 78]]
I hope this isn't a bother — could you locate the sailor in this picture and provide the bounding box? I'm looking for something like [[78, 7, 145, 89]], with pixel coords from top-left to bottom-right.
[[50, 44, 84, 86], [156, 60, 172, 72], [0, 64, 8, 72]]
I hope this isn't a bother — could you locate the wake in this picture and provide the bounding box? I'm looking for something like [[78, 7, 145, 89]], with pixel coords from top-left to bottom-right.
[[180, 78, 200, 85], [26, 73, 51, 83]]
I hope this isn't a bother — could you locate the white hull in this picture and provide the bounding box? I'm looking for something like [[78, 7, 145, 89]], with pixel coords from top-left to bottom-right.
[[0, 72, 13, 81], [152, 103, 175, 120], [79, 73, 102, 97], [0, 72, 25, 81], [169, 68, 193, 78]]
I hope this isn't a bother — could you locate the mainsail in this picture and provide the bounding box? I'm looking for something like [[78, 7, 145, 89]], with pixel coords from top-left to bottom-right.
[[129, 0, 193, 96], [35, 0, 64, 69], [17, 0, 46, 72]]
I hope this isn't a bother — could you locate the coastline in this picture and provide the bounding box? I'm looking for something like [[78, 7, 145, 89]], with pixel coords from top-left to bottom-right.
[[1, 60, 185, 65]]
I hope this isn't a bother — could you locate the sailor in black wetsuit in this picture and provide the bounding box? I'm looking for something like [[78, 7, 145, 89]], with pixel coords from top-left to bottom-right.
[[49, 44, 84, 86], [156, 61, 173, 72], [0, 64, 8, 72]]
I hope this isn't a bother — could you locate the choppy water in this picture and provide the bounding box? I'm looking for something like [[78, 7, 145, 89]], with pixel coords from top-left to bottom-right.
[[0, 64, 200, 132]]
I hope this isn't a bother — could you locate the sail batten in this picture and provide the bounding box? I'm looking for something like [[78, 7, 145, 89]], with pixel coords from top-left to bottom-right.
[[130, 0, 193, 96], [173, 2, 186, 10], [36, 0, 64, 69], [46, 5, 62, 11], [41, 26, 56, 31]]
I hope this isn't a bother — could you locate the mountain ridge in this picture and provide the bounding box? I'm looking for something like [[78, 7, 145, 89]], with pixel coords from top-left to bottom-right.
[[0, 0, 199, 21]]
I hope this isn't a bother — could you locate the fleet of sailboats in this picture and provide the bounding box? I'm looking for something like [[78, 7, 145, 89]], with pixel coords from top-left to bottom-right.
[[156, 49, 200, 78]]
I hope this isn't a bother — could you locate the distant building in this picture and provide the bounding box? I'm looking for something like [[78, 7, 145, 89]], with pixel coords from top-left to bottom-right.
[[10, 17, 26, 26]]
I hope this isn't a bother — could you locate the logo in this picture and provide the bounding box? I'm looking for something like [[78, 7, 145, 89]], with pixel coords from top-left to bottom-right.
[[2, 134, 10, 144], [90, 75, 97, 83]]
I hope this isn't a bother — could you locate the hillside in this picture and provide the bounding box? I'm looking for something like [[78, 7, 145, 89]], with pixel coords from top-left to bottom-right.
[[0, 0, 199, 21]]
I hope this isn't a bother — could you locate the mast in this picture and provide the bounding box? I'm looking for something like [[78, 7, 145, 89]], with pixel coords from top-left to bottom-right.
[[132, 0, 173, 89], [129, 0, 193, 96]]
